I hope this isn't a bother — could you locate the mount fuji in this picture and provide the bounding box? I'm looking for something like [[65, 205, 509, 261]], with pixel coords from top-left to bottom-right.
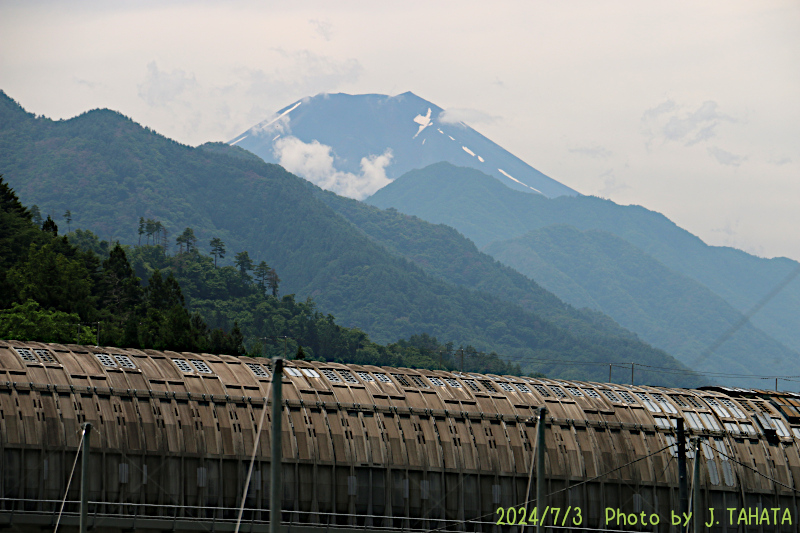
[[228, 92, 578, 199]]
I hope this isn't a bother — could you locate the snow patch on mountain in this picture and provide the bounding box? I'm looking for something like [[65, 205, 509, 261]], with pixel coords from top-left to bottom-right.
[[256, 101, 302, 134], [498, 168, 542, 194], [462, 146, 475, 157], [413, 108, 432, 138], [274, 136, 392, 199]]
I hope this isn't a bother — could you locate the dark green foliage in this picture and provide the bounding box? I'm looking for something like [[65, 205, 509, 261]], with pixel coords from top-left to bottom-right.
[[209, 237, 226, 267], [176, 227, 198, 253], [0, 182, 241, 354], [234, 251, 254, 277], [42, 215, 58, 235], [0, 300, 95, 344]]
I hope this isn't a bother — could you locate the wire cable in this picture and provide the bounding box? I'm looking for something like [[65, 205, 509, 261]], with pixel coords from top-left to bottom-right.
[[713, 444, 799, 493], [424, 444, 672, 533], [234, 381, 273, 533], [53, 428, 85, 533]]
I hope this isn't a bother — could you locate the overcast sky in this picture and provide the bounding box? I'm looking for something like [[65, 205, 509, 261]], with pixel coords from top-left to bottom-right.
[[2, 0, 798, 261]]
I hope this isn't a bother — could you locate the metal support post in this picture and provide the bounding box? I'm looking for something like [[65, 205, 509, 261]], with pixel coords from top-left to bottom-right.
[[79, 423, 92, 533], [536, 407, 547, 533], [270, 358, 284, 533], [692, 438, 701, 533], [677, 418, 688, 520]]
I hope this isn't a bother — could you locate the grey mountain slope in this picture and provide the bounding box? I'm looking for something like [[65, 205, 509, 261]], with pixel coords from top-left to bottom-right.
[[484, 225, 800, 385], [368, 162, 800, 355], [229, 92, 577, 198]]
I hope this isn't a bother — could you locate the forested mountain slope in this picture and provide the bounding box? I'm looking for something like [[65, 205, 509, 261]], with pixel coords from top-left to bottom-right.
[[484, 225, 800, 383], [0, 91, 700, 385], [314, 188, 639, 341], [368, 163, 800, 355]]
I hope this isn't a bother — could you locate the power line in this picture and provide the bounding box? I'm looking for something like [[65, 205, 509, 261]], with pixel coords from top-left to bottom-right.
[[449, 348, 798, 381], [424, 444, 673, 533], [713, 445, 800, 493], [692, 263, 800, 368]]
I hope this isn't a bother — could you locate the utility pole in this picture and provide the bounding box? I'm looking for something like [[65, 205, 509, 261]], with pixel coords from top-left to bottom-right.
[[692, 438, 701, 533], [460, 349, 465, 373], [79, 423, 92, 533], [630, 362, 634, 385], [677, 418, 688, 520], [536, 407, 547, 533], [609, 364, 612, 383], [270, 358, 284, 533]]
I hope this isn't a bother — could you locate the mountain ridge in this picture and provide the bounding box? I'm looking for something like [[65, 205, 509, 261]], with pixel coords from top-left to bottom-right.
[[367, 162, 800, 356], [229, 92, 578, 198], [0, 90, 699, 386]]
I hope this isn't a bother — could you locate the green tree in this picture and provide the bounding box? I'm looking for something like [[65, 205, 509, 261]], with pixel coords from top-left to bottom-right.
[[145, 218, 156, 244], [30, 205, 43, 226], [63, 209, 72, 233], [7, 242, 94, 317], [254, 260, 270, 291], [138, 217, 145, 245], [209, 237, 226, 267], [0, 300, 94, 344], [100, 244, 143, 320], [234, 251, 254, 278], [266, 268, 281, 297], [176, 227, 197, 254], [42, 215, 58, 235]]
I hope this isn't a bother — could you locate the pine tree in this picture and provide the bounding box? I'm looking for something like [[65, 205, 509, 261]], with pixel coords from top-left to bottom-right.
[[234, 251, 254, 278], [209, 237, 226, 267], [137, 217, 145, 245], [145, 219, 156, 244], [254, 261, 270, 291], [42, 215, 58, 236], [267, 268, 281, 297], [30, 205, 43, 226], [63, 210, 72, 233]]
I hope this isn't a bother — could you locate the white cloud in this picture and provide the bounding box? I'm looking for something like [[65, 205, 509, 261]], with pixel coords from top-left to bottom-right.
[[769, 156, 792, 166], [274, 136, 392, 199], [641, 100, 737, 147], [707, 146, 747, 166], [309, 18, 333, 41], [597, 169, 631, 196], [137, 61, 198, 107], [240, 49, 362, 100], [438, 108, 501, 126]]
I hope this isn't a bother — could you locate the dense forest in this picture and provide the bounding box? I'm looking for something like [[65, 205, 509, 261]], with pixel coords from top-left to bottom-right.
[[0, 91, 703, 386], [0, 177, 520, 374]]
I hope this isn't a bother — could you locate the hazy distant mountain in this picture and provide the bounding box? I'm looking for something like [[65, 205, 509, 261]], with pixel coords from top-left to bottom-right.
[[368, 163, 800, 383], [484, 225, 799, 381], [0, 90, 698, 386], [229, 92, 578, 199]]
